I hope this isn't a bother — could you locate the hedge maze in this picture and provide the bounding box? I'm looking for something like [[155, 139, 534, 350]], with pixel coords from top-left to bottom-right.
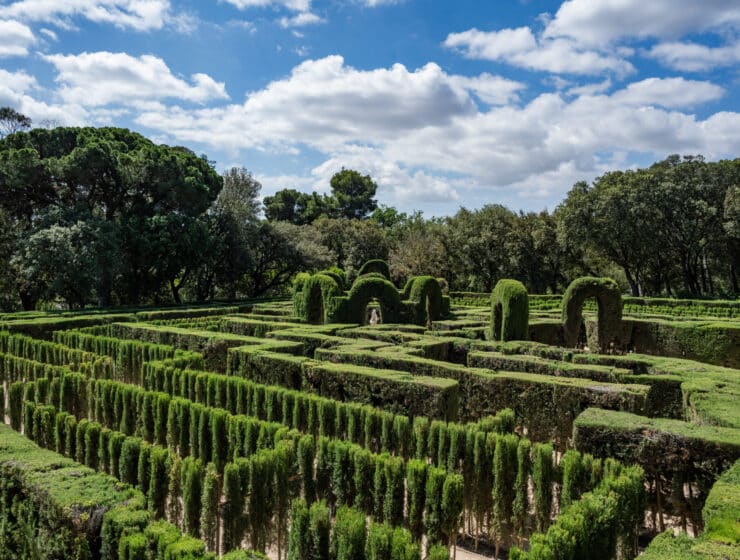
[[0, 267, 737, 560]]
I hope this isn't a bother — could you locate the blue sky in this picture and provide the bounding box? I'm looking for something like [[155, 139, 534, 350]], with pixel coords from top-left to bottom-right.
[[0, 0, 738, 215]]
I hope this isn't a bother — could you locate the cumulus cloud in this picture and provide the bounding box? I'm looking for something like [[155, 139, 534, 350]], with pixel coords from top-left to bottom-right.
[[544, 0, 740, 47], [222, 0, 311, 10], [123, 55, 739, 205], [608, 77, 724, 108], [0, 19, 35, 57], [134, 56, 483, 152], [445, 1, 740, 76], [646, 40, 740, 71], [279, 11, 323, 28], [444, 27, 634, 76], [0, 0, 173, 31], [221, 0, 323, 29], [42, 51, 229, 106]]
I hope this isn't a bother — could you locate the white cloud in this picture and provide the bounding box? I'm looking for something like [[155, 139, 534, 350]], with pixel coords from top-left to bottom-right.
[[451, 74, 526, 105], [567, 78, 611, 97], [39, 27, 57, 40], [609, 77, 724, 108], [444, 27, 634, 76], [0, 0, 173, 31], [646, 40, 740, 71], [43, 51, 228, 106], [544, 0, 740, 47], [221, 0, 321, 28], [361, 0, 404, 6], [125, 56, 739, 207], [279, 11, 323, 28], [0, 69, 88, 126], [134, 56, 481, 152], [0, 19, 35, 57], [222, 0, 310, 10]]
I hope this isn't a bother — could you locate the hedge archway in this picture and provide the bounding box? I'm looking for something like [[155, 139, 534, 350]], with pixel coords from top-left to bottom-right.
[[489, 279, 529, 341], [407, 276, 443, 325], [357, 259, 391, 279], [561, 277, 622, 352], [301, 274, 342, 324], [345, 277, 403, 324]]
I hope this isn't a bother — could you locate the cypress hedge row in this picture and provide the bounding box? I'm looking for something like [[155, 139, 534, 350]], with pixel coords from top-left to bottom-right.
[[16, 372, 577, 555], [52, 329, 192, 383], [143, 359, 512, 461], [0, 330, 99, 368]]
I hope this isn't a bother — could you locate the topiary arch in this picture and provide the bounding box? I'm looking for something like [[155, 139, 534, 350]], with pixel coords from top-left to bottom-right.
[[407, 276, 443, 325], [561, 277, 623, 352], [357, 259, 391, 279], [341, 276, 403, 323], [301, 274, 342, 324], [489, 279, 529, 342]]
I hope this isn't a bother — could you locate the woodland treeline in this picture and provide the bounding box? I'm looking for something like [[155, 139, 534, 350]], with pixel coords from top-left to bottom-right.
[[0, 120, 738, 311]]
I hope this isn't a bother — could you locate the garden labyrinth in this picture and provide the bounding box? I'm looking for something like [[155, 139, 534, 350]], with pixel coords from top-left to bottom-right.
[[0, 272, 738, 560]]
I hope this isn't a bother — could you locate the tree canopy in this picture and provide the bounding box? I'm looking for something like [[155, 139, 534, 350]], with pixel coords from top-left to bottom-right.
[[0, 119, 737, 310]]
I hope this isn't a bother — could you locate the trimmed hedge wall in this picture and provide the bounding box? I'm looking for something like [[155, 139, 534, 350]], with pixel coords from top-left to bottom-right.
[[489, 279, 529, 342], [302, 362, 459, 421], [574, 408, 740, 534]]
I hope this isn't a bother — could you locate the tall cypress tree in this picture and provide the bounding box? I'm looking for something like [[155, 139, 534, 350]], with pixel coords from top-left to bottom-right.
[[492, 434, 518, 558], [298, 435, 316, 503], [287, 499, 310, 560], [442, 474, 464, 559], [384, 457, 405, 527], [366, 522, 392, 560], [352, 448, 375, 516], [532, 443, 554, 532], [148, 446, 169, 519], [512, 439, 532, 541], [201, 462, 220, 552], [182, 456, 203, 537], [424, 467, 446, 546], [332, 506, 366, 560], [167, 455, 183, 528], [406, 460, 427, 542], [309, 500, 330, 560]]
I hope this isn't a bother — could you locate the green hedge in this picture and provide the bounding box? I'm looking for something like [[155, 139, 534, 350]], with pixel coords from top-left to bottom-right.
[[358, 260, 391, 279], [640, 459, 740, 559], [561, 277, 623, 352], [0, 422, 144, 559], [302, 362, 459, 421], [489, 279, 529, 342]]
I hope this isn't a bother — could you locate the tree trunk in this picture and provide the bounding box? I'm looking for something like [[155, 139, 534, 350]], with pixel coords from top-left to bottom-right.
[[624, 267, 639, 296], [170, 279, 182, 304], [19, 290, 37, 311]]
